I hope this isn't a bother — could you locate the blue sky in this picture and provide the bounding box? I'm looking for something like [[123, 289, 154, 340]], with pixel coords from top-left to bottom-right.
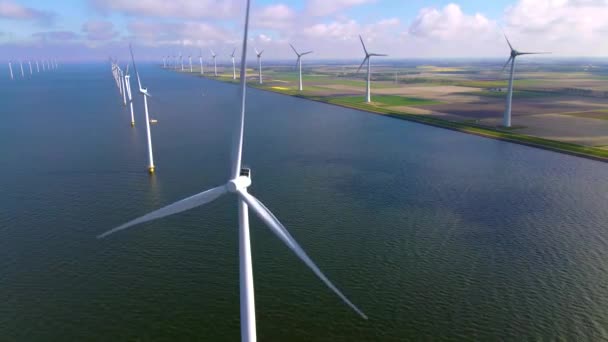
[[1, 0, 607, 61]]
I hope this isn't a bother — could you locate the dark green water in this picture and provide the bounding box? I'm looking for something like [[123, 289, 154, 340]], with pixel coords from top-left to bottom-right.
[[2, 64, 608, 341]]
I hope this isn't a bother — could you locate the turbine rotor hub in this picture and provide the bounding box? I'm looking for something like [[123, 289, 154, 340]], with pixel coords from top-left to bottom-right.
[[227, 175, 252, 193]]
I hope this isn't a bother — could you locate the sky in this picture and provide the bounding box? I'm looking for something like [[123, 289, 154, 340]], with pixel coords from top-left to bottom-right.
[[1, 0, 607, 61]]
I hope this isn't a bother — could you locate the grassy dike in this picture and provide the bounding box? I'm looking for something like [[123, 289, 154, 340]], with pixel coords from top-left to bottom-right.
[[191, 72, 608, 163]]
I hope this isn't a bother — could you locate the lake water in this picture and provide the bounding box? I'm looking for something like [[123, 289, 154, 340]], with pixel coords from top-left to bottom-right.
[[2, 63, 608, 340]]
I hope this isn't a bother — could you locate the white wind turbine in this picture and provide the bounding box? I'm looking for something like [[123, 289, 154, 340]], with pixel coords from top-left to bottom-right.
[[19, 60, 24, 78], [199, 49, 204, 75], [8, 61, 13, 80], [124, 64, 135, 127], [129, 45, 156, 174], [163, 56, 166, 68], [180, 52, 184, 71], [501, 34, 549, 128], [28, 60, 32, 75], [121, 65, 128, 106], [230, 48, 237, 80], [289, 43, 313, 91], [42, 59, 46, 72], [210, 49, 218, 76], [36, 60, 39, 73], [357, 35, 387, 103], [255, 48, 264, 84], [189, 55, 193, 73], [97, 2, 367, 341]]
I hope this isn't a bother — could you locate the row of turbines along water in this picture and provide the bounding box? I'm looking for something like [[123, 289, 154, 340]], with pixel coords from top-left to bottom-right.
[[7, 59, 59, 79], [163, 34, 547, 129]]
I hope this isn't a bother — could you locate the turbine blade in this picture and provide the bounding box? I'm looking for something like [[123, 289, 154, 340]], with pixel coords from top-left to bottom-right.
[[129, 44, 143, 91], [232, 48, 236, 57], [301, 51, 313, 56], [357, 57, 369, 73], [518, 52, 551, 55], [359, 35, 368, 55], [369, 53, 387, 57], [289, 43, 299, 55], [295, 57, 300, 70], [238, 190, 368, 319], [501, 57, 513, 72], [230, 0, 251, 180], [504, 33, 514, 51], [259, 49, 264, 56], [97, 185, 228, 239]]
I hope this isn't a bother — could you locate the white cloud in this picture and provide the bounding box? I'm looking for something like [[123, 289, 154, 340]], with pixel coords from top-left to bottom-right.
[[253, 4, 295, 30], [409, 3, 495, 40], [0, 0, 53, 23], [82, 20, 118, 41], [92, 0, 239, 19], [306, 0, 375, 17]]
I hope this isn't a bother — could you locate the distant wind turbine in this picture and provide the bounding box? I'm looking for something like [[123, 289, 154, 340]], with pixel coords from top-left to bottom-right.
[[121, 66, 128, 106], [230, 48, 237, 80], [210, 49, 217, 76], [124, 64, 135, 127], [8, 61, 13, 80], [189, 55, 193, 73], [255, 48, 264, 84], [42, 60, 46, 72], [97, 4, 367, 342], [36, 60, 39, 73], [501, 34, 549, 128], [180, 52, 184, 71], [19, 60, 24, 78], [290, 43, 313, 91], [129, 44, 156, 174], [357, 35, 387, 103], [199, 49, 204, 75], [28, 60, 32, 75], [163, 56, 166, 68]]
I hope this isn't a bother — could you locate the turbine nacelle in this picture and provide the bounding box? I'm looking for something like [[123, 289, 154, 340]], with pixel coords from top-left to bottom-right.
[[227, 175, 252, 193]]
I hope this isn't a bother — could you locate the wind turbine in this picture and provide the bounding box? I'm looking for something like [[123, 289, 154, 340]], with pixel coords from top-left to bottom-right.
[[189, 55, 193, 73], [180, 52, 184, 71], [210, 49, 217, 76], [289, 44, 313, 91], [199, 49, 204, 75], [357, 35, 387, 103], [28, 60, 32, 75], [163, 56, 166, 68], [42, 59, 46, 72], [19, 60, 24, 78], [124, 64, 135, 127], [501, 34, 549, 128], [36, 60, 39, 73], [255, 48, 264, 84], [8, 61, 13, 80], [121, 65, 128, 106], [230, 48, 237, 80], [97, 2, 367, 341], [129, 44, 156, 174]]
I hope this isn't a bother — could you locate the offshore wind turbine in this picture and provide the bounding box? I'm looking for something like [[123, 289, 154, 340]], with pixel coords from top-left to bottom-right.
[[255, 48, 264, 84], [230, 48, 237, 80], [357, 35, 387, 103], [501, 34, 549, 128], [42, 59, 46, 72], [189, 55, 193, 73], [36, 60, 39, 73], [8, 61, 13, 80], [19, 60, 24, 78], [121, 66, 128, 106], [289, 43, 313, 91], [97, 1, 367, 341], [28, 60, 32, 75], [163, 56, 166, 68], [129, 45, 156, 174], [210, 49, 217, 76], [180, 52, 184, 71], [124, 64, 135, 127], [199, 49, 204, 75]]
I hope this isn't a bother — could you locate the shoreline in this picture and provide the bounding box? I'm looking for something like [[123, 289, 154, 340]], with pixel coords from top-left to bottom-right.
[[183, 71, 608, 163]]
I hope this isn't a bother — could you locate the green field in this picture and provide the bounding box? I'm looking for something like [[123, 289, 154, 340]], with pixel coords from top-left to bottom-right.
[[328, 95, 439, 107]]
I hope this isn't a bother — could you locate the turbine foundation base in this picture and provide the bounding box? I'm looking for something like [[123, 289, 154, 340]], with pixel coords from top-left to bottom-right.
[[148, 166, 155, 174]]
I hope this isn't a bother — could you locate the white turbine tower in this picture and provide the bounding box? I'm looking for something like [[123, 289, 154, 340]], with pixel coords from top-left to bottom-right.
[[8, 61, 13, 80], [28, 60, 32, 75], [180, 52, 184, 71], [357, 35, 387, 103], [230, 48, 237, 80], [210, 49, 217, 76], [255, 48, 264, 84], [199, 49, 204, 75], [124, 64, 135, 127], [97, 2, 367, 342], [36, 60, 39, 73], [19, 60, 24, 78], [121, 65, 128, 107], [501, 34, 549, 128], [42, 59, 46, 72], [189, 55, 193, 73], [129, 45, 156, 174], [289, 44, 313, 91], [163, 56, 166, 68]]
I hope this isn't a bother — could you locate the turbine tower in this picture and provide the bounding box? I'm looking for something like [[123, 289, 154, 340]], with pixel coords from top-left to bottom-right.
[[163, 56, 166, 68], [230, 48, 237, 80], [180, 52, 184, 71], [121, 66, 128, 106], [189, 55, 193, 73], [501, 34, 548, 128], [36, 60, 39, 73], [210, 49, 217, 76], [19, 60, 24, 78], [124, 64, 135, 127], [97, 2, 368, 342], [255, 48, 264, 84], [289, 43, 313, 91], [8, 61, 13, 80], [357, 35, 387, 103], [28, 60, 32, 75], [42, 59, 46, 72], [129, 45, 156, 174], [199, 49, 204, 75]]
